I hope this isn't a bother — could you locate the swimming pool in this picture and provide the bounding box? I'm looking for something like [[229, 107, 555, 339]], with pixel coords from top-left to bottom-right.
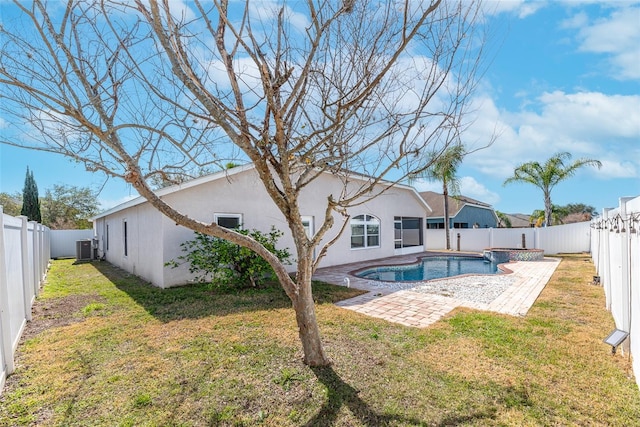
[[355, 256, 501, 282]]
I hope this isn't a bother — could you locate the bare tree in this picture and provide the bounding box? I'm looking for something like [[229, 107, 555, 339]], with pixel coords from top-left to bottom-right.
[[0, 0, 486, 366]]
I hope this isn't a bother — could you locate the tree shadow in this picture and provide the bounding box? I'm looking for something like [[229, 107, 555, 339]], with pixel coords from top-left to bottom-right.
[[306, 366, 502, 426], [89, 260, 293, 322], [305, 366, 406, 426], [88, 260, 358, 323]]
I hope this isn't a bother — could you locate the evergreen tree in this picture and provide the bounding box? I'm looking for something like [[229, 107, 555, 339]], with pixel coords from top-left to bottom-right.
[[20, 167, 42, 222]]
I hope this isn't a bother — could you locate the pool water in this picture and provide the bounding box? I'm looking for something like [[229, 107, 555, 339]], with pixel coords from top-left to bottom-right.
[[356, 256, 500, 282]]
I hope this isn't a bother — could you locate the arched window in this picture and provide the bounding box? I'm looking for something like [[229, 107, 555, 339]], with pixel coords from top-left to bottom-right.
[[350, 215, 380, 249]]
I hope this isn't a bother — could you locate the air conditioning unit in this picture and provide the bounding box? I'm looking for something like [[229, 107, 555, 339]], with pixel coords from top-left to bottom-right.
[[76, 240, 93, 261]]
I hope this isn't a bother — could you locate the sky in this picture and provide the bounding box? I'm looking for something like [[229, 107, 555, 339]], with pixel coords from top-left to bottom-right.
[[0, 0, 639, 216]]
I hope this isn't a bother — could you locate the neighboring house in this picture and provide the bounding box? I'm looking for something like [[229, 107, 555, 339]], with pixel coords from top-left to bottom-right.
[[419, 191, 498, 229], [500, 213, 534, 228], [92, 164, 431, 288]]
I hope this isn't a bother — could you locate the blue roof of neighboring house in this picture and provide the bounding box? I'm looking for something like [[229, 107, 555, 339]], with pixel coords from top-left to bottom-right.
[[419, 191, 495, 220]]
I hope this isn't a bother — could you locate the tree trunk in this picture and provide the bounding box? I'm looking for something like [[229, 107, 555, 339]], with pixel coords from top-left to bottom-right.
[[544, 191, 552, 227], [292, 254, 330, 366], [130, 172, 331, 366], [443, 185, 451, 250]]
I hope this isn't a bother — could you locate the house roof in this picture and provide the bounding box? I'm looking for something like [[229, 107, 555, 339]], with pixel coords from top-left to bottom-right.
[[501, 213, 533, 228], [93, 163, 432, 220], [419, 191, 493, 219]]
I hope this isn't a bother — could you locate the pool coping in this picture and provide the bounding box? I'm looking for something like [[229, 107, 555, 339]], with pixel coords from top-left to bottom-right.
[[312, 251, 560, 328]]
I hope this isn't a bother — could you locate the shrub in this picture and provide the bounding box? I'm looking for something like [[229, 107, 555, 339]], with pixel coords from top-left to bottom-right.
[[168, 227, 291, 288]]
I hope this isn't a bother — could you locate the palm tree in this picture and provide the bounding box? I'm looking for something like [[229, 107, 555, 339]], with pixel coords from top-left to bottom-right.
[[496, 211, 512, 228], [422, 144, 466, 250], [530, 205, 569, 227], [504, 152, 601, 226]]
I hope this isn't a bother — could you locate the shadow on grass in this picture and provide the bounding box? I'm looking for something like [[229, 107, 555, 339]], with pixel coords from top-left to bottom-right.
[[306, 366, 499, 426], [90, 261, 358, 323], [90, 260, 292, 321]]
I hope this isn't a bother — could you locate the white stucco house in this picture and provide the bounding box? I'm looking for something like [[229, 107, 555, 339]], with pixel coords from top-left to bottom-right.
[[92, 164, 432, 288]]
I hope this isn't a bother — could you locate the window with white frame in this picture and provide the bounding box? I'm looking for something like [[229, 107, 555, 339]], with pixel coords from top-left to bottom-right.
[[214, 213, 242, 229], [350, 214, 380, 249]]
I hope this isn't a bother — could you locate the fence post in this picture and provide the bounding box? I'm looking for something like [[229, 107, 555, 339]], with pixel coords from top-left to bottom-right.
[[44, 227, 50, 264], [602, 208, 613, 311], [39, 225, 44, 281], [619, 198, 632, 346], [30, 221, 40, 297], [0, 208, 15, 376], [18, 217, 32, 321], [39, 224, 47, 278], [36, 225, 42, 285]]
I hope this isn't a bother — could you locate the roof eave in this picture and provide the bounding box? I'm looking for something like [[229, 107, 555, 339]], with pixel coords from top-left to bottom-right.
[[91, 163, 255, 220]]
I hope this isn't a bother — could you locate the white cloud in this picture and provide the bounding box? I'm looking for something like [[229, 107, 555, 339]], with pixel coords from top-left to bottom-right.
[[534, 91, 640, 140], [574, 5, 640, 80], [598, 158, 638, 179], [484, 0, 545, 18], [410, 178, 442, 193], [560, 11, 589, 29], [459, 176, 501, 205], [461, 91, 640, 180], [124, 0, 197, 22], [401, 176, 500, 205], [205, 56, 264, 95], [488, 2, 640, 80], [165, 0, 197, 21], [249, 1, 311, 33]]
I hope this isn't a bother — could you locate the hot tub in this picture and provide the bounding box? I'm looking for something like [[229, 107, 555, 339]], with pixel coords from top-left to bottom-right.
[[483, 248, 544, 263]]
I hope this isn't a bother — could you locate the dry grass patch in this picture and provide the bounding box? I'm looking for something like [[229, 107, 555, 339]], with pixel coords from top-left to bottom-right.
[[1, 256, 638, 426]]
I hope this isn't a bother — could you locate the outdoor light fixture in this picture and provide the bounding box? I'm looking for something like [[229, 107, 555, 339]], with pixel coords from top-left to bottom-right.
[[603, 329, 629, 355]]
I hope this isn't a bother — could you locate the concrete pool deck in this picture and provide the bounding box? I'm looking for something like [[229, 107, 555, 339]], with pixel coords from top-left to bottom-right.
[[312, 252, 561, 328]]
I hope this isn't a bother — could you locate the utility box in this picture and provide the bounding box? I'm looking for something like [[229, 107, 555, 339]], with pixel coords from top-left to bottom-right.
[[92, 238, 99, 260], [76, 240, 93, 261]]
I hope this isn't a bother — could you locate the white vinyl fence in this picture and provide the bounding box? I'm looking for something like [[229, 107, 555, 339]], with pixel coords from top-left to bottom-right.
[[50, 229, 93, 258], [591, 196, 640, 390], [0, 208, 50, 394], [425, 221, 592, 254]]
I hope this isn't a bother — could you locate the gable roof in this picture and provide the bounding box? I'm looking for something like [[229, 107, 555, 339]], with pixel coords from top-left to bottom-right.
[[93, 163, 431, 219], [419, 191, 493, 219]]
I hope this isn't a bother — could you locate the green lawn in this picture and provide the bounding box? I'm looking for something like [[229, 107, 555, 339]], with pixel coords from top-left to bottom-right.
[[1, 255, 638, 426]]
